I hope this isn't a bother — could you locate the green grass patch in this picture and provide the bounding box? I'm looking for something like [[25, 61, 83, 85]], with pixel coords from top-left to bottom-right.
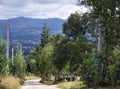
[[57, 81, 86, 89], [58, 81, 120, 89]]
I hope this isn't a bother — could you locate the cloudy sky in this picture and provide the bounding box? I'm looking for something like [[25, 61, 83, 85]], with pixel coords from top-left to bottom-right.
[[0, 0, 88, 19]]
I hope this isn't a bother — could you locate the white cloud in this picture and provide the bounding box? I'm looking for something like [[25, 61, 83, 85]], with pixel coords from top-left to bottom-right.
[[0, 0, 88, 19]]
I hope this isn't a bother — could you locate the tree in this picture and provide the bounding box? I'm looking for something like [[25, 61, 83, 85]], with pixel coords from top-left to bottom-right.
[[38, 43, 55, 74], [108, 46, 120, 86], [53, 35, 91, 75], [80, 48, 98, 85], [0, 36, 8, 75], [27, 58, 37, 74], [40, 23, 50, 47], [78, 0, 120, 54], [78, 0, 120, 85], [63, 12, 85, 37], [53, 37, 70, 72], [14, 44, 26, 78], [28, 23, 52, 73]]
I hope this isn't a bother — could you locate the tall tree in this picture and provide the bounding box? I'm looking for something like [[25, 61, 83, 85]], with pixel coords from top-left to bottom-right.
[[14, 44, 26, 78], [78, 0, 120, 85]]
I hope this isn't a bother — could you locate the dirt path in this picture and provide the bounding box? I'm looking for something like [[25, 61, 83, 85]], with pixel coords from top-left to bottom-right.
[[21, 80, 59, 89]]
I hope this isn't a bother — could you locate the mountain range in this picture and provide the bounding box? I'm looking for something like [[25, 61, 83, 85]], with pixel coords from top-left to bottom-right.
[[0, 17, 65, 55]]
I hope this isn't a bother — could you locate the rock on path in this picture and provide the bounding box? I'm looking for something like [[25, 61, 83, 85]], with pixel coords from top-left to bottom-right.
[[21, 80, 59, 89]]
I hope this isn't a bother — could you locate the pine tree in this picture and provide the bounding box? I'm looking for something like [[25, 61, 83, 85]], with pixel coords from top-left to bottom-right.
[[40, 23, 50, 47]]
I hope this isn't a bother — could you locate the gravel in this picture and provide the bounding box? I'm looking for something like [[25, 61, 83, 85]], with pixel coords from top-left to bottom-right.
[[21, 80, 59, 89]]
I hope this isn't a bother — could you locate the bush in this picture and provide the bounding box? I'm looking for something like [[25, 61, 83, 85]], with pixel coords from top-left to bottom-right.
[[0, 76, 20, 89]]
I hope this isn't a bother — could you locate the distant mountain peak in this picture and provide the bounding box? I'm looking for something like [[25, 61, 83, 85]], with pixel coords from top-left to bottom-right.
[[18, 16, 28, 19]]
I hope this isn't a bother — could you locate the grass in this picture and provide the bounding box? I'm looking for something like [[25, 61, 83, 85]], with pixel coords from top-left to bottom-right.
[[94, 86, 120, 89], [57, 81, 120, 89], [57, 81, 86, 89], [0, 76, 20, 89]]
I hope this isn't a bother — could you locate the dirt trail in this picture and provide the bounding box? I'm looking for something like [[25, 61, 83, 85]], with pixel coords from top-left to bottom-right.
[[21, 80, 59, 89]]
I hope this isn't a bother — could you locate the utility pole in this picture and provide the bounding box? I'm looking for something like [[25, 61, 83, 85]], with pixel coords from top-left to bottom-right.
[[6, 24, 10, 75], [7, 24, 10, 59], [12, 48, 14, 66], [12, 47, 14, 76], [20, 44, 23, 53]]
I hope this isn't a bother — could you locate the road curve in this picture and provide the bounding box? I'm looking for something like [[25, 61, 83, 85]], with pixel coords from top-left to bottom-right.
[[21, 79, 59, 89]]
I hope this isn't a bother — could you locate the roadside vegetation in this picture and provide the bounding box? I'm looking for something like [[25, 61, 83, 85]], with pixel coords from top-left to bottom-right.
[[58, 81, 86, 89], [0, 76, 20, 89], [58, 81, 120, 89]]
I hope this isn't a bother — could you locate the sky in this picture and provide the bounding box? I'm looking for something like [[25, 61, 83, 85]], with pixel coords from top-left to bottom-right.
[[0, 0, 88, 19]]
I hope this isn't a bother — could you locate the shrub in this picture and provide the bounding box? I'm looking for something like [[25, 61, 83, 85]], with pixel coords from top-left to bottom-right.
[[0, 76, 20, 89]]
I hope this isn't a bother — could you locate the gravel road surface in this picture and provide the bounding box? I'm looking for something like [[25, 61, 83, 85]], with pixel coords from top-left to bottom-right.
[[21, 80, 59, 89]]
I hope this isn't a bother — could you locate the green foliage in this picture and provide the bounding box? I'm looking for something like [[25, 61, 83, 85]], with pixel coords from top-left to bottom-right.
[[80, 48, 98, 85], [0, 36, 6, 55], [40, 23, 50, 47], [31, 24, 56, 75], [14, 45, 26, 78], [63, 12, 85, 37], [78, 0, 120, 86], [108, 46, 120, 86], [61, 62, 70, 74], [28, 59, 37, 74], [54, 35, 91, 74], [38, 43, 55, 74], [53, 37, 70, 71], [0, 36, 8, 75], [0, 55, 7, 75]]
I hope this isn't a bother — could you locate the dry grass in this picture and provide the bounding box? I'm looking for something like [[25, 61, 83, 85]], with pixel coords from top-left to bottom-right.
[[0, 76, 20, 89], [58, 81, 86, 89], [0, 76, 3, 83]]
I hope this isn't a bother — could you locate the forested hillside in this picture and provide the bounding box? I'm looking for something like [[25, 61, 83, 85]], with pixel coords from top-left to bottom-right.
[[0, 17, 65, 55]]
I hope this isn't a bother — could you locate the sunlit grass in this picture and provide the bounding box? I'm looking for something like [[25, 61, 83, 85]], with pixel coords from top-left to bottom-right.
[[25, 76, 41, 80], [58, 81, 120, 89], [57, 81, 86, 89]]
